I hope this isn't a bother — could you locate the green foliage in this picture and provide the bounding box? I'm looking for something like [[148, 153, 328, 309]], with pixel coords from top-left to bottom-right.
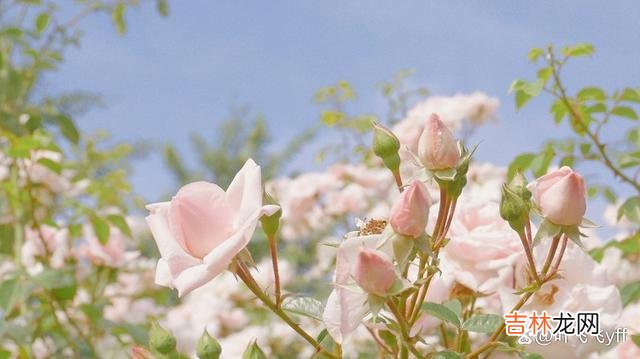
[[420, 302, 461, 328], [508, 43, 640, 229]]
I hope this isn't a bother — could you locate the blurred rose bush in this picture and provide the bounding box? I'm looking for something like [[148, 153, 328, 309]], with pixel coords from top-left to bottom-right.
[[1, 2, 639, 359]]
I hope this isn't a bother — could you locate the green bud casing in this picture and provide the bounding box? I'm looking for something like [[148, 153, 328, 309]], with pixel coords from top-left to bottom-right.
[[196, 329, 222, 359]]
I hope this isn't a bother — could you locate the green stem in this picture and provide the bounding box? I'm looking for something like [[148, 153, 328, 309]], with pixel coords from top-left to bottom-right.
[[267, 233, 282, 308], [236, 262, 337, 358], [387, 300, 425, 359]]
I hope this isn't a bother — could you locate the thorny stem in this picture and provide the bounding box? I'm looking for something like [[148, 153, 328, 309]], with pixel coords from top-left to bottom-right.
[[547, 49, 640, 194], [267, 233, 282, 308], [235, 262, 337, 359]]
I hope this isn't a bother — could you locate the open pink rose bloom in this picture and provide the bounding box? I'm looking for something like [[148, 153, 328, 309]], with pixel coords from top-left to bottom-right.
[[146, 159, 279, 296]]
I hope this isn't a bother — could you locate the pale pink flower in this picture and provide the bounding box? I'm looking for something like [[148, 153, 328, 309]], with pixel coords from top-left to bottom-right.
[[352, 247, 396, 296], [527, 166, 586, 226], [393, 92, 499, 151], [440, 199, 523, 293], [417, 114, 461, 170], [389, 180, 431, 238], [323, 233, 392, 343], [146, 159, 279, 296], [76, 225, 135, 268]]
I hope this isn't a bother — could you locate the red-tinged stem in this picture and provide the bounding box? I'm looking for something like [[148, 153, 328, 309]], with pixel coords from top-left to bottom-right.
[[393, 170, 404, 193], [518, 230, 540, 285], [548, 235, 568, 279]]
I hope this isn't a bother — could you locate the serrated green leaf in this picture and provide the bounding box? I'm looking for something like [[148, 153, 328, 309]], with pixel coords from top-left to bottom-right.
[[282, 296, 323, 321], [508, 152, 536, 180], [462, 314, 503, 333], [421, 302, 461, 327]]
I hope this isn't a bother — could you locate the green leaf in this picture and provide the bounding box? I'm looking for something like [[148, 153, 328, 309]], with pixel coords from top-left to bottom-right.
[[562, 43, 595, 58], [632, 334, 640, 348], [519, 353, 544, 359], [621, 282, 640, 307], [577, 87, 606, 102], [106, 214, 132, 237], [156, 0, 169, 16], [0, 278, 19, 312], [509, 79, 543, 110], [421, 302, 461, 327], [533, 219, 561, 247], [91, 216, 111, 245], [527, 48, 544, 62], [530, 146, 555, 177], [618, 197, 640, 223], [0, 224, 15, 255], [508, 153, 536, 180], [56, 115, 80, 144], [443, 299, 462, 319], [282, 296, 323, 321], [35, 13, 50, 33], [611, 106, 638, 121], [37, 157, 62, 174], [34, 268, 77, 301], [620, 88, 640, 103], [112, 3, 127, 35], [462, 314, 503, 333], [551, 99, 568, 124], [320, 110, 345, 126]]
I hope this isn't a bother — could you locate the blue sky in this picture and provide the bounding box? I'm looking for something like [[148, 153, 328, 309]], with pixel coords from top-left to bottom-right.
[[49, 1, 640, 216]]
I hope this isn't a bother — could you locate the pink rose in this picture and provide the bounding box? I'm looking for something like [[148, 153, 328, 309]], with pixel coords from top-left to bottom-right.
[[389, 180, 431, 238], [322, 233, 392, 343], [146, 159, 279, 296], [352, 247, 396, 296], [527, 166, 586, 226], [417, 114, 461, 170], [439, 199, 523, 293]]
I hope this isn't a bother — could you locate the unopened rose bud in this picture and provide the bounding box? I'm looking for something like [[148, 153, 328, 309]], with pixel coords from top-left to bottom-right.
[[500, 185, 528, 233], [242, 340, 267, 359], [527, 166, 586, 226], [149, 320, 176, 354], [260, 192, 282, 237], [417, 114, 461, 170], [372, 122, 401, 172], [389, 180, 431, 238], [197, 329, 222, 359], [352, 247, 396, 296]]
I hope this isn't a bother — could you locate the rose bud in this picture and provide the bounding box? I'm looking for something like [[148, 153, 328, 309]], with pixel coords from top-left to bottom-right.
[[352, 247, 396, 296], [149, 320, 176, 354], [389, 180, 431, 238], [527, 166, 586, 226], [372, 122, 401, 172], [196, 329, 222, 359], [417, 114, 461, 170], [145, 159, 280, 296]]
